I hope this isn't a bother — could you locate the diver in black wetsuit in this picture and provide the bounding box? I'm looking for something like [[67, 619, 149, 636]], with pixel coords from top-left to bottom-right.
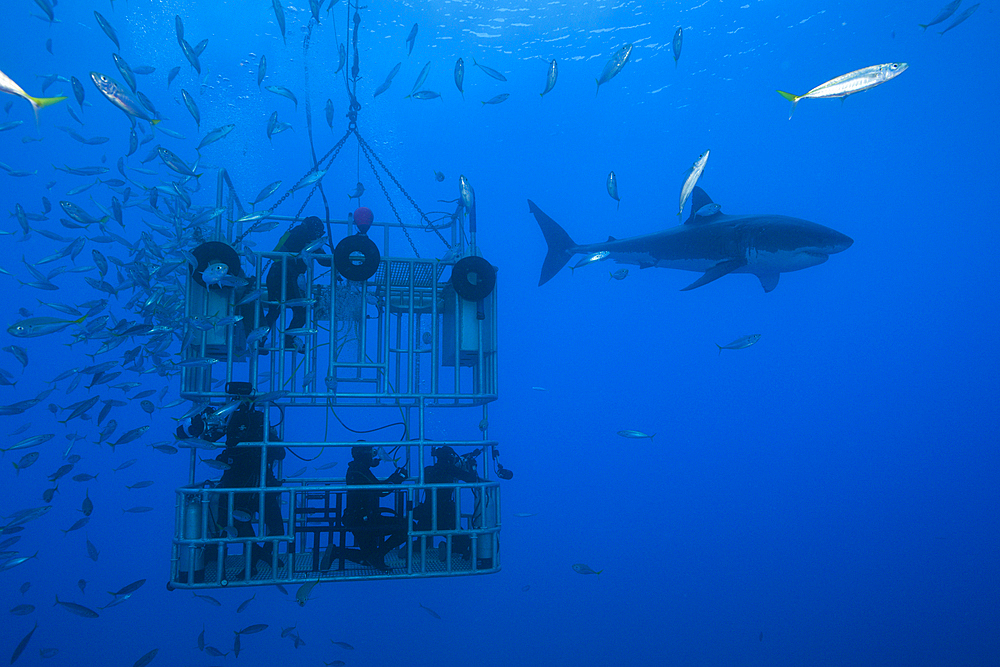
[[413, 446, 479, 559], [264, 215, 332, 348], [344, 445, 407, 571], [215, 404, 286, 574]]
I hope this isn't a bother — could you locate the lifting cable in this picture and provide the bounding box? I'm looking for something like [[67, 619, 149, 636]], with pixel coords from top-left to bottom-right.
[[234, 0, 454, 259]]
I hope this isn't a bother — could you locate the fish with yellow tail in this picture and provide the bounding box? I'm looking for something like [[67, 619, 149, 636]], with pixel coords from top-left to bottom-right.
[[0, 68, 66, 123], [777, 63, 908, 119]]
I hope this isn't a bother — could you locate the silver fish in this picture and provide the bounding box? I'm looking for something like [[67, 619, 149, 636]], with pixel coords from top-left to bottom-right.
[[192, 591, 221, 606], [0, 68, 66, 121], [54, 594, 99, 618], [919, 0, 963, 31], [695, 202, 722, 218], [572, 563, 603, 576], [9, 622, 37, 664], [454, 58, 465, 99], [482, 93, 509, 105], [407, 62, 431, 99], [405, 23, 418, 55], [418, 602, 441, 619], [678, 150, 710, 220], [272, 0, 286, 44], [236, 593, 255, 613], [180, 39, 201, 74], [265, 85, 297, 109], [112, 53, 137, 93], [197, 123, 235, 151], [596, 43, 633, 95], [571, 251, 609, 272], [459, 175, 474, 212], [8, 315, 85, 338], [93, 11, 120, 50], [181, 89, 200, 129], [472, 58, 506, 81], [239, 623, 268, 635], [617, 430, 654, 440], [253, 181, 282, 205], [335, 43, 347, 74], [716, 334, 761, 354], [672, 27, 683, 67], [90, 72, 160, 125], [777, 63, 908, 119], [156, 146, 200, 178], [296, 578, 320, 606], [540, 59, 557, 97], [606, 171, 620, 210], [938, 3, 978, 35]]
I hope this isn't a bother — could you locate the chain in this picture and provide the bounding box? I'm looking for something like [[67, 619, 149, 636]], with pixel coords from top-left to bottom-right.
[[356, 133, 420, 259], [355, 132, 451, 252], [233, 130, 351, 246]]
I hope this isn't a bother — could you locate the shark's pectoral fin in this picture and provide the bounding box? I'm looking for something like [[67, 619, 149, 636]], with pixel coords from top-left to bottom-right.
[[757, 272, 780, 292], [680, 258, 746, 291]]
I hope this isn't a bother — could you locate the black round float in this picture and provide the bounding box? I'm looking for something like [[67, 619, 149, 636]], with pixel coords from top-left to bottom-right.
[[451, 256, 496, 301], [191, 241, 241, 288], [334, 233, 380, 282]]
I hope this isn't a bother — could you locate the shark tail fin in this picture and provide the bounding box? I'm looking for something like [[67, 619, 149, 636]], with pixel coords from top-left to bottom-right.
[[528, 200, 577, 286], [776, 90, 800, 119]]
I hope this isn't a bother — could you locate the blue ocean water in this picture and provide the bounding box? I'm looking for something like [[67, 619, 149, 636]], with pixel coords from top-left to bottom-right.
[[2, 0, 998, 665]]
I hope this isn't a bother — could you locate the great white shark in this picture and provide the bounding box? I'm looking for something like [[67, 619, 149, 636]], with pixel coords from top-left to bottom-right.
[[530, 186, 853, 292]]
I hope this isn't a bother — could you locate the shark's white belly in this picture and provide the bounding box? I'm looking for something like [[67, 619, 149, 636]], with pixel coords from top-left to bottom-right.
[[737, 247, 829, 274]]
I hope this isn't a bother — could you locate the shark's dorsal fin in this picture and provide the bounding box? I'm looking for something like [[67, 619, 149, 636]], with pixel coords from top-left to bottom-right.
[[684, 186, 720, 225], [607, 236, 617, 242]]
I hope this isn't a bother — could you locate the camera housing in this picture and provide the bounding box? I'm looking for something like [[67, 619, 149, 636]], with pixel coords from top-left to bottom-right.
[[226, 402, 266, 445]]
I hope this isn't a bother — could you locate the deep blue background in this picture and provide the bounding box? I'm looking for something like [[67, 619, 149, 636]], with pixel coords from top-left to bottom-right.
[[2, 0, 998, 665]]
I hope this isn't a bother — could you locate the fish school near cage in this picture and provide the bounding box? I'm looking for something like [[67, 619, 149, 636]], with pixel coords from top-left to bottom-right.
[[167, 170, 508, 590]]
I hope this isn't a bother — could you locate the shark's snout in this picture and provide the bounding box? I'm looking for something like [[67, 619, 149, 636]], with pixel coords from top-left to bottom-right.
[[830, 231, 854, 254]]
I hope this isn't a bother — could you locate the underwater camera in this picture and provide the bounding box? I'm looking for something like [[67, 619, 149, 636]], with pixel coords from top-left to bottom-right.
[[458, 448, 481, 476]]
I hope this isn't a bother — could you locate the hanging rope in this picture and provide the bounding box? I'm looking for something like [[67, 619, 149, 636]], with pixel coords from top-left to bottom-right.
[[302, 20, 331, 225], [233, 0, 456, 258]]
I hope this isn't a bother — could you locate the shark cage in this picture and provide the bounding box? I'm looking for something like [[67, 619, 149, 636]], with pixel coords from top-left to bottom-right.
[[166, 164, 505, 590]]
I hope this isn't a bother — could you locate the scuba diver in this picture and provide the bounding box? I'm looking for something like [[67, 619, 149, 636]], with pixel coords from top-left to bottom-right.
[[413, 446, 480, 559], [344, 444, 408, 571], [180, 401, 286, 576], [264, 215, 332, 348]]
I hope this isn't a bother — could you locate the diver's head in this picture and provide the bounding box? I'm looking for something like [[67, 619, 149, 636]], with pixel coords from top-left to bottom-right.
[[351, 444, 379, 467], [302, 216, 325, 240], [281, 216, 326, 252], [432, 446, 458, 468]]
